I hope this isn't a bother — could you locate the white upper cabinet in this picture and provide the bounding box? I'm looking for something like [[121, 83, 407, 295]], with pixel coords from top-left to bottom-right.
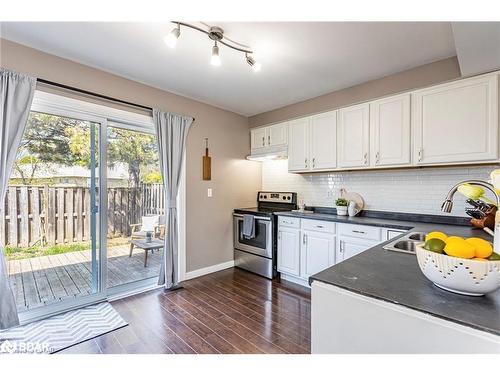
[[268, 123, 288, 147], [250, 127, 267, 150], [250, 122, 288, 153], [338, 103, 370, 168], [370, 93, 411, 167], [288, 117, 310, 172], [310, 111, 337, 170], [412, 74, 499, 165]]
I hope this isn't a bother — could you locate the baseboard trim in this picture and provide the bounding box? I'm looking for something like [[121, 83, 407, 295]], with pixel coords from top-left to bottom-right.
[[184, 260, 235, 281]]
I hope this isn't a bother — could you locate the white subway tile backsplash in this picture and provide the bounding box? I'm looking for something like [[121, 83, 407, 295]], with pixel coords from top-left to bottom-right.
[[262, 160, 497, 217]]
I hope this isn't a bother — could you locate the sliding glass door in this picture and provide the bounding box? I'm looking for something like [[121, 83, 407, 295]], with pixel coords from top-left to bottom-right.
[[5, 111, 105, 317], [105, 123, 162, 292], [3, 91, 163, 322]]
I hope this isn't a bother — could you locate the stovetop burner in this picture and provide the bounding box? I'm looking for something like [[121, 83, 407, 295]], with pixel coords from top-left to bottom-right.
[[234, 192, 297, 217]]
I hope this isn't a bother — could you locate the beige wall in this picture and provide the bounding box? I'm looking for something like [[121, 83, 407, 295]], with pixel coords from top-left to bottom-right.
[[0, 38, 261, 273], [249, 56, 462, 127]]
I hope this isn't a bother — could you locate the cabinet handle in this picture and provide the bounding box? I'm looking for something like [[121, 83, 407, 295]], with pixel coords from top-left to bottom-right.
[[268, 135, 271, 145], [262, 137, 265, 146], [305, 157, 308, 168], [375, 151, 380, 164], [418, 148, 423, 162], [312, 157, 316, 168], [316, 225, 323, 228], [339, 240, 344, 253], [352, 229, 366, 234], [363, 152, 368, 165], [303, 234, 307, 245]]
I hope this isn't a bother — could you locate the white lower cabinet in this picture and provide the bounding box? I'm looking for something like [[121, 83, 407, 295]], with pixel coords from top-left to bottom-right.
[[277, 226, 301, 276], [301, 230, 336, 279], [337, 236, 379, 263], [278, 217, 335, 286]]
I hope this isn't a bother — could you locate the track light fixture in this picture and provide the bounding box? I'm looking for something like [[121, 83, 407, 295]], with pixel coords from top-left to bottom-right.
[[164, 23, 180, 48], [164, 22, 261, 72], [211, 41, 221, 66]]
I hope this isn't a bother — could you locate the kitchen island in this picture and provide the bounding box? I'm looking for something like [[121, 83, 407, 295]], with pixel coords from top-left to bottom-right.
[[276, 210, 500, 353]]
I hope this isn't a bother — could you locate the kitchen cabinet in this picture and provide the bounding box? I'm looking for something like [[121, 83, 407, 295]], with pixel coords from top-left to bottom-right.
[[309, 111, 337, 170], [250, 122, 288, 153], [278, 217, 336, 285], [337, 103, 370, 168], [288, 111, 337, 172], [301, 230, 336, 279], [277, 226, 301, 276], [370, 93, 411, 166], [337, 236, 379, 263], [268, 123, 288, 147], [412, 73, 498, 165], [288, 118, 310, 172]]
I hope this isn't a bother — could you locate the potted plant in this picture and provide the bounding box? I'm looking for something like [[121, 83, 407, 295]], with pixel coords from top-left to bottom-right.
[[335, 198, 348, 216]]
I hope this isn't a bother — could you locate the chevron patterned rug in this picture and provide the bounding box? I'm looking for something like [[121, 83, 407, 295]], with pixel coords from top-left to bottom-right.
[[0, 302, 127, 354]]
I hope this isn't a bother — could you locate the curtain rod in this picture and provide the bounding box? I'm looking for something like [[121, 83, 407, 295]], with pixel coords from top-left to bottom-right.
[[37, 78, 195, 122]]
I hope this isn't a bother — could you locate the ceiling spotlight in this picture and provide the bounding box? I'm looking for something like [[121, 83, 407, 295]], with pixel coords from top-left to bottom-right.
[[164, 24, 180, 48], [246, 54, 262, 72], [166, 21, 259, 71], [211, 42, 221, 66]]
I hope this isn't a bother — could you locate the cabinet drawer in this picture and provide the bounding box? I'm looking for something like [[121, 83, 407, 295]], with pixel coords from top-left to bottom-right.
[[338, 224, 381, 241], [301, 219, 335, 233], [278, 216, 300, 228]]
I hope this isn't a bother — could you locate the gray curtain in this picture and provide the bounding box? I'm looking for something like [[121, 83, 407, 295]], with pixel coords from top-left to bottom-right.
[[153, 109, 193, 289], [0, 69, 36, 329]]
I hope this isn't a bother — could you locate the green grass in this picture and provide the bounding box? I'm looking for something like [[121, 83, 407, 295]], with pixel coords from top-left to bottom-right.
[[4, 237, 130, 260]]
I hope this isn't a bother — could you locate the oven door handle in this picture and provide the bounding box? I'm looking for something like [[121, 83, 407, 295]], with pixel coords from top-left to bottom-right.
[[233, 213, 272, 221]]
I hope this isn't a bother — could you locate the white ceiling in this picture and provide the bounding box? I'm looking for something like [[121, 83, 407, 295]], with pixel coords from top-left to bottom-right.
[[1, 22, 457, 116]]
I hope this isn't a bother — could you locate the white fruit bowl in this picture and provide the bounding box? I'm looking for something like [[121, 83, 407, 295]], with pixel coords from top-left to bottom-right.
[[415, 244, 500, 296]]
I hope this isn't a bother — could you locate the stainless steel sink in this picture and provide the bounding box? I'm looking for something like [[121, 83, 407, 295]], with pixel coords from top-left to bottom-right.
[[383, 232, 426, 255]]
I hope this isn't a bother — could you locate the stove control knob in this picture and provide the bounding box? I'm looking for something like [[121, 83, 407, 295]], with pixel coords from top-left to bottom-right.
[[287, 196, 291, 200], [260, 194, 263, 199], [264, 195, 267, 199], [282, 196, 286, 200]]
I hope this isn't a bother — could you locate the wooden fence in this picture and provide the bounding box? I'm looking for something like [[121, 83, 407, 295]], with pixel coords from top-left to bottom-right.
[[0, 183, 164, 248]]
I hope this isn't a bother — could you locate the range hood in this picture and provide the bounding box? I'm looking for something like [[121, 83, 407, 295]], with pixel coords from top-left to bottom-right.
[[246, 145, 288, 161]]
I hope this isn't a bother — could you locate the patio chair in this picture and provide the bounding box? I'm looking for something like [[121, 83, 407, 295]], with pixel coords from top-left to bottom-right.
[[129, 215, 166, 257]]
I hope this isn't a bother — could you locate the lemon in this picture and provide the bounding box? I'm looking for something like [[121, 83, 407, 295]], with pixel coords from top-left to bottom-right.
[[425, 231, 447, 242], [446, 236, 464, 243], [444, 239, 475, 259], [465, 237, 493, 258], [424, 238, 446, 254]]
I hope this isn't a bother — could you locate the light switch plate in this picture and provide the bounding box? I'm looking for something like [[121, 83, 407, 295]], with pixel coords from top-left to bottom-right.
[[207, 188, 213, 197]]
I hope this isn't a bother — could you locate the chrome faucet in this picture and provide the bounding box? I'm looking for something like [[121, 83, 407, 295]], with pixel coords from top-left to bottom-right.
[[441, 179, 500, 213], [441, 179, 500, 251]]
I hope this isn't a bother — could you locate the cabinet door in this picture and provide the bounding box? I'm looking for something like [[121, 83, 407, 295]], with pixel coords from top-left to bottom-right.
[[251, 127, 267, 151], [337, 236, 379, 263], [338, 103, 370, 168], [288, 118, 310, 172], [269, 123, 288, 147], [412, 74, 498, 165], [370, 94, 411, 166], [310, 111, 337, 170], [301, 230, 335, 279], [277, 227, 301, 276]]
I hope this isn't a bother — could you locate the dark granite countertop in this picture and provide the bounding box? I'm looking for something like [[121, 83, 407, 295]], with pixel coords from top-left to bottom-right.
[[275, 211, 500, 336]]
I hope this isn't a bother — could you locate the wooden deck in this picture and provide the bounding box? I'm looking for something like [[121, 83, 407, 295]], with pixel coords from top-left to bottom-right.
[[7, 246, 162, 312]]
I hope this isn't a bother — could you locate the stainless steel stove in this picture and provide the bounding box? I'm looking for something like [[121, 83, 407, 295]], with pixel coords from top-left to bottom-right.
[[233, 191, 297, 278]]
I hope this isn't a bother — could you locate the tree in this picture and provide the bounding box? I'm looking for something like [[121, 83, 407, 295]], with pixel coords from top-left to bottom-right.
[[107, 128, 158, 188], [14, 112, 159, 188], [13, 155, 42, 185]]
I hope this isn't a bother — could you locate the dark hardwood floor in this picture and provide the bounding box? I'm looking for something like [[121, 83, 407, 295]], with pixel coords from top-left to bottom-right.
[[60, 267, 311, 354]]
